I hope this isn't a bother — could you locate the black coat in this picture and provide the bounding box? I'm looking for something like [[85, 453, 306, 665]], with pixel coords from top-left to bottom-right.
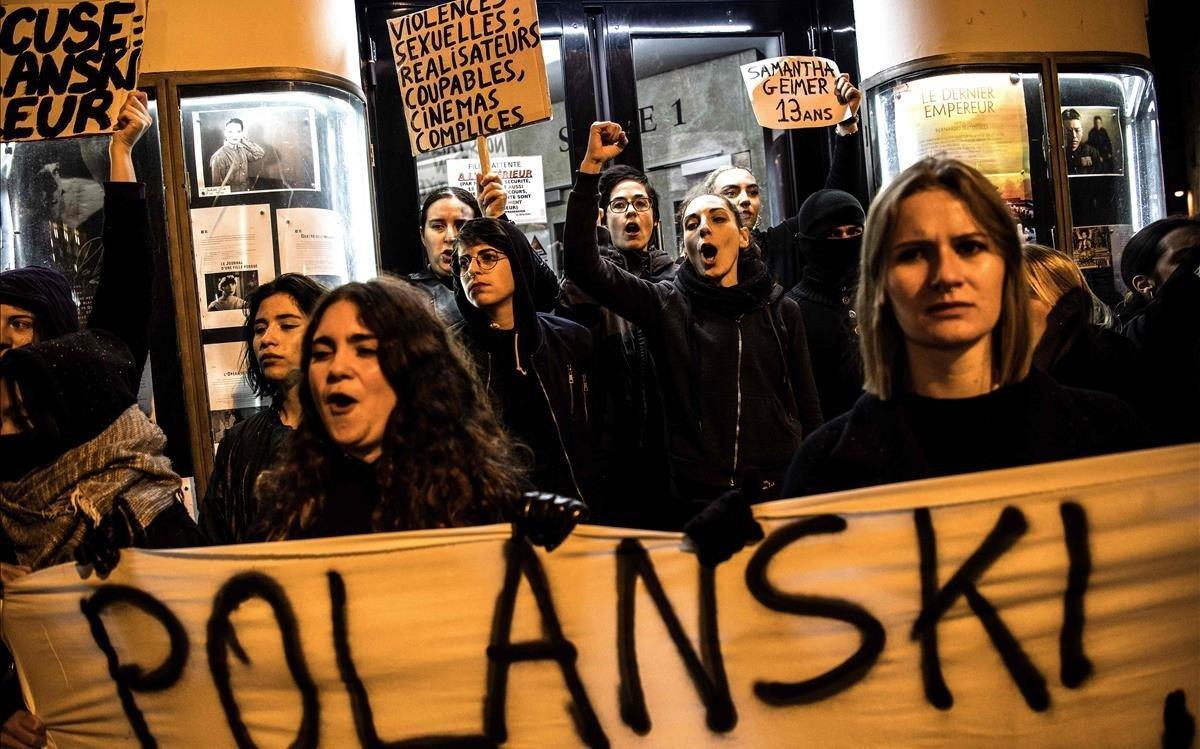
[[1116, 258, 1200, 445], [451, 221, 596, 503], [782, 369, 1151, 498], [559, 243, 676, 527], [566, 171, 823, 514], [201, 408, 291, 545]]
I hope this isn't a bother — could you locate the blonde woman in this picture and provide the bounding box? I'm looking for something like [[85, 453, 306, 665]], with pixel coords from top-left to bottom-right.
[[782, 158, 1148, 497]]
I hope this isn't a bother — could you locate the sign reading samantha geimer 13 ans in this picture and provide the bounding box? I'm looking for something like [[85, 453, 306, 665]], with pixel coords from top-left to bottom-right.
[[0, 0, 147, 143], [387, 0, 552, 156], [2, 445, 1197, 747]]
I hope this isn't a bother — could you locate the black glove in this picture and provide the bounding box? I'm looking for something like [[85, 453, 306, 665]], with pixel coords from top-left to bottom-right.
[[684, 471, 766, 568], [74, 512, 132, 577], [514, 492, 587, 552]]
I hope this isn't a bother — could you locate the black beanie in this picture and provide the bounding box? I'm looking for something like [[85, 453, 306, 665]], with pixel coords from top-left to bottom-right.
[[0, 330, 136, 451], [796, 189, 865, 240], [0, 266, 80, 340]]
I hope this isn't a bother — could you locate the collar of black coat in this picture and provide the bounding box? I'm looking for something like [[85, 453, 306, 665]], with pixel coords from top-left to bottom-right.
[[676, 250, 778, 317], [602, 244, 677, 281]]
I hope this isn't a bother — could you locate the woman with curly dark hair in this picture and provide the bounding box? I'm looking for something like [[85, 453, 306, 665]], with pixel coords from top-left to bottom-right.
[[256, 277, 583, 545]]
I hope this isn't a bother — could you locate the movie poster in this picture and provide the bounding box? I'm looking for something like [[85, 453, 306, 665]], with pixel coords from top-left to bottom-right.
[[192, 107, 320, 197], [894, 73, 1033, 231], [190, 204, 277, 329]]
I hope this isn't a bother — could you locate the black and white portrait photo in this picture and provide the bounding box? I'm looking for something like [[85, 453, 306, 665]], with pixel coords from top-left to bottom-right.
[[192, 106, 321, 197]]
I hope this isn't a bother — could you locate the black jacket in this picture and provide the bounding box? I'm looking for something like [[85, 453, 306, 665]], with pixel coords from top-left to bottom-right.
[[451, 221, 596, 503], [1115, 257, 1200, 444], [201, 407, 291, 545], [566, 171, 823, 514], [782, 369, 1151, 498], [1033, 288, 1148, 416], [559, 243, 676, 527]]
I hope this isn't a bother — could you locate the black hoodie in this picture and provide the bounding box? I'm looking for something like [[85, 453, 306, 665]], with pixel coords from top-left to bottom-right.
[[451, 219, 596, 502], [786, 188, 866, 420], [566, 171, 823, 519]]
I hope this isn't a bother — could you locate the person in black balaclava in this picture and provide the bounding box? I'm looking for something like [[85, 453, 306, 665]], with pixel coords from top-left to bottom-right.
[[0, 267, 79, 355], [451, 218, 596, 505], [786, 189, 867, 420]]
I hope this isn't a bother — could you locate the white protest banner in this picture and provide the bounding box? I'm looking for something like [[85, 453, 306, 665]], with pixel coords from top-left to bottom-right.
[[740, 55, 851, 129], [3, 446, 1197, 747], [0, 0, 146, 143], [388, 0, 552, 156], [447, 155, 546, 223]]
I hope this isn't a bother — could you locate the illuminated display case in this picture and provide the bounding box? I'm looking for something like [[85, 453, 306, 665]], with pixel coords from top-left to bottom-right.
[[864, 54, 1165, 305]]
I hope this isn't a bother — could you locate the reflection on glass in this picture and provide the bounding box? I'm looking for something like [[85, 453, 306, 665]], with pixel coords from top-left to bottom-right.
[[413, 40, 569, 272], [1059, 69, 1164, 302], [178, 82, 377, 443], [631, 36, 782, 255], [871, 71, 1052, 246]]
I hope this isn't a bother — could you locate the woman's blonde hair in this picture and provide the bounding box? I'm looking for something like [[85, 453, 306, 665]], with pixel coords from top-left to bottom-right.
[[1023, 243, 1114, 327], [856, 157, 1032, 398]]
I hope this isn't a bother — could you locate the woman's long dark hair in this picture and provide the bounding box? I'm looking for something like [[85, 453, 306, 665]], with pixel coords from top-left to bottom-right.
[[256, 277, 527, 539]]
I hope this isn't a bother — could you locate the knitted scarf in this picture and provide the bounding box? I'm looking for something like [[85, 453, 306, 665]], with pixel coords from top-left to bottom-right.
[[0, 406, 182, 570]]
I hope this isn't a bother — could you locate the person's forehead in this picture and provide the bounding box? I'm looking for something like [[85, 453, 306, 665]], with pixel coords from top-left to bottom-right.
[[427, 196, 474, 219], [460, 241, 501, 255], [891, 190, 983, 238], [257, 293, 303, 319], [1161, 225, 1200, 252], [315, 300, 370, 337], [611, 179, 649, 198], [685, 195, 733, 217], [713, 168, 756, 189], [0, 303, 36, 318]]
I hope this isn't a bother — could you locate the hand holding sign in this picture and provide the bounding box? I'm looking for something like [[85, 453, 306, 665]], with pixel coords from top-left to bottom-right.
[[0, 710, 46, 749], [477, 172, 508, 218], [580, 121, 628, 174]]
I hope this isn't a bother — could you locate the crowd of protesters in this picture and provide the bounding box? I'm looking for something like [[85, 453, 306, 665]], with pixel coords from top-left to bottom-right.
[[0, 81, 1197, 745]]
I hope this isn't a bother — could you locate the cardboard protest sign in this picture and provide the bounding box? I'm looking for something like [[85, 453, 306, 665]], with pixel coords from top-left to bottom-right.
[[740, 55, 851, 129], [0, 0, 147, 143], [3, 446, 1197, 747], [447, 155, 546, 223], [387, 0, 551, 156]]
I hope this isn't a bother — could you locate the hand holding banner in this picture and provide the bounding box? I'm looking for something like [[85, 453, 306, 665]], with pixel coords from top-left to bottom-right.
[[0, 0, 147, 143], [388, 0, 552, 155], [740, 55, 852, 129]]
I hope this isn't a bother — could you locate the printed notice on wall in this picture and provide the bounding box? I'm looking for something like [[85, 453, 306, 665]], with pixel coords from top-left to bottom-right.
[[387, 0, 552, 155], [0, 0, 147, 143], [447, 155, 546, 223], [190, 204, 276, 330], [277, 207, 349, 289], [202, 341, 261, 448], [894, 73, 1033, 225], [739, 56, 851, 129]]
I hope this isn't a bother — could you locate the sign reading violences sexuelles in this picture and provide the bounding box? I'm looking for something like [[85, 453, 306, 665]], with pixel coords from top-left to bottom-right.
[[740, 55, 851, 129], [0, 0, 147, 143], [3, 446, 1198, 747], [387, 0, 552, 156]]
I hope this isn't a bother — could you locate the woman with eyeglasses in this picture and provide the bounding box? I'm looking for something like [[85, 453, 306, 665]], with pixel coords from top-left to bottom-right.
[[781, 157, 1149, 500], [449, 218, 596, 505], [255, 277, 584, 547], [701, 74, 863, 291], [565, 122, 823, 526], [409, 177, 560, 326]]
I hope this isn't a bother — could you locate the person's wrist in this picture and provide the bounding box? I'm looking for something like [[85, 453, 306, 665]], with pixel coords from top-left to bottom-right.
[[580, 157, 604, 174]]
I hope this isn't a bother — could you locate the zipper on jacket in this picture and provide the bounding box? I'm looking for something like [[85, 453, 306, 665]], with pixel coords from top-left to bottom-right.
[[534, 368, 585, 501], [567, 363, 575, 414], [513, 333, 527, 376], [486, 352, 493, 391], [582, 373, 590, 423], [731, 319, 744, 487]]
